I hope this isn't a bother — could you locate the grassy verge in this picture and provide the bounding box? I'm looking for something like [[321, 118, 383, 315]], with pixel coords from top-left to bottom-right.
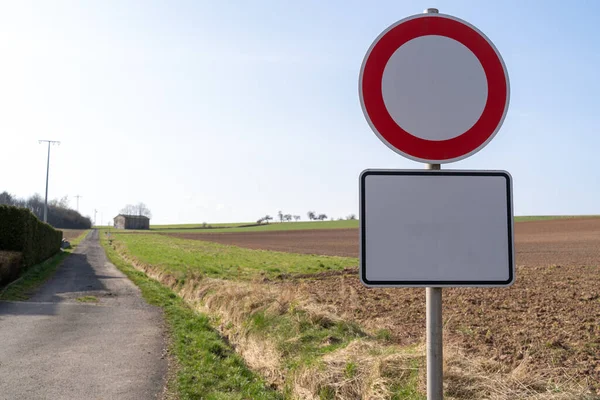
[[110, 232, 356, 280], [0, 230, 90, 301], [102, 230, 425, 398], [100, 232, 282, 400], [148, 220, 359, 233], [151, 222, 253, 230]]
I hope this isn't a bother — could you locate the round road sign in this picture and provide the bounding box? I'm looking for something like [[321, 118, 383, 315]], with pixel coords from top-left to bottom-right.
[[359, 13, 510, 164]]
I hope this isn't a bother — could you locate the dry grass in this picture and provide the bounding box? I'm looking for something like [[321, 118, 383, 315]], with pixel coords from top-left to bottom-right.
[[111, 246, 404, 397], [108, 240, 597, 400], [443, 344, 595, 400], [178, 276, 355, 388], [111, 241, 287, 384], [294, 340, 424, 399], [191, 278, 286, 385]]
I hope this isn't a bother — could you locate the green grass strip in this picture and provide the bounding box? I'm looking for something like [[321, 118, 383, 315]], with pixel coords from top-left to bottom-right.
[[100, 234, 282, 400], [149, 219, 359, 233], [111, 233, 355, 280], [0, 230, 90, 301]]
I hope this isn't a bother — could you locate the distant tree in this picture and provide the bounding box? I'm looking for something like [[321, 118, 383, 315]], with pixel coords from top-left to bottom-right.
[[317, 214, 328, 221], [135, 202, 152, 218], [346, 214, 357, 220], [0, 191, 15, 206], [307, 211, 316, 221], [257, 215, 273, 224], [278, 210, 284, 223], [284, 214, 292, 222], [120, 202, 152, 218], [0, 191, 91, 229], [59, 195, 69, 209], [49, 195, 69, 209], [26, 194, 45, 217], [293, 215, 301, 221], [120, 204, 135, 215]]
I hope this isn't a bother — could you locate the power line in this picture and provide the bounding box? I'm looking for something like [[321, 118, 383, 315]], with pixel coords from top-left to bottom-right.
[[38, 140, 60, 223]]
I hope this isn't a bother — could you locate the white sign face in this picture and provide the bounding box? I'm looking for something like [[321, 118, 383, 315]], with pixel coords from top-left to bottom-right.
[[360, 170, 514, 287], [381, 35, 488, 141]]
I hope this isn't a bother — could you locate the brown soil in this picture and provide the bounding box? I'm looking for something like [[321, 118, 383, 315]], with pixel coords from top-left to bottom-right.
[[165, 218, 600, 392], [285, 265, 600, 392], [165, 218, 600, 267], [164, 228, 359, 257], [516, 218, 600, 267]]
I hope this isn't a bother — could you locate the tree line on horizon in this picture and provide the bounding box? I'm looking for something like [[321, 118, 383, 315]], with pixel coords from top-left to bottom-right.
[[0, 191, 92, 229], [256, 211, 357, 224]]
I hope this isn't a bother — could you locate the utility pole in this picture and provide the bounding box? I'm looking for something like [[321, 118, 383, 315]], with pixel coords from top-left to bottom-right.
[[74, 195, 82, 212], [39, 140, 60, 223], [94, 209, 98, 226]]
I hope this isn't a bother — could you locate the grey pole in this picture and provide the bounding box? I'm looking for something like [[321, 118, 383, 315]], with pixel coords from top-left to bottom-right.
[[39, 140, 60, 223], [426, 163, 443, 400], [423, 9, 443, 399], [44, 143, 50, 222]]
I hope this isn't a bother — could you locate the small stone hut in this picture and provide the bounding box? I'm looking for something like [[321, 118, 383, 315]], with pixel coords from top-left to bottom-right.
[[113, 214, 150, 230]]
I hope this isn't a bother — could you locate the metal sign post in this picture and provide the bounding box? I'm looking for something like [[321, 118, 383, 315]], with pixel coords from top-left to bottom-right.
[[358, 6, 512, 400], [426, 162, 443, 399], [426, 286, 443, 399], [426, 9, 443, 397], [359, 169, 514, 399]]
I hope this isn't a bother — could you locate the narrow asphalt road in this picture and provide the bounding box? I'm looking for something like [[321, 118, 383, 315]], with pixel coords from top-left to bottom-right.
[[0, 230, 167, 400]]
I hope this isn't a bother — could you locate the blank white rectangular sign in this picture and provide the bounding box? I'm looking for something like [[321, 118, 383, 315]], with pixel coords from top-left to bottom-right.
[[360, 170, 514, 287]]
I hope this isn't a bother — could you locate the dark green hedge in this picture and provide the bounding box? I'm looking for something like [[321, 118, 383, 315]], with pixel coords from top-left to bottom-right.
[[0, 205, 62, 267]]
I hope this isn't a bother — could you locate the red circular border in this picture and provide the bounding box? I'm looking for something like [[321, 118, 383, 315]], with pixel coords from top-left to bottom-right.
[[361, 15, 508, 162]]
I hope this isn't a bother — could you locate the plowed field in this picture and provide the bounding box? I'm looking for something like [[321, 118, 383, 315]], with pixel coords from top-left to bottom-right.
[[286, 264, 600, 391], [164, 217, 600, 267], [164, 228, 358, 257], [165, 218, 600, 392]]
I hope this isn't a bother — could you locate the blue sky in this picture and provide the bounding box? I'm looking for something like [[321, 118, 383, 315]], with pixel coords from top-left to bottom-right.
[[1, 1, 599, 224]]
